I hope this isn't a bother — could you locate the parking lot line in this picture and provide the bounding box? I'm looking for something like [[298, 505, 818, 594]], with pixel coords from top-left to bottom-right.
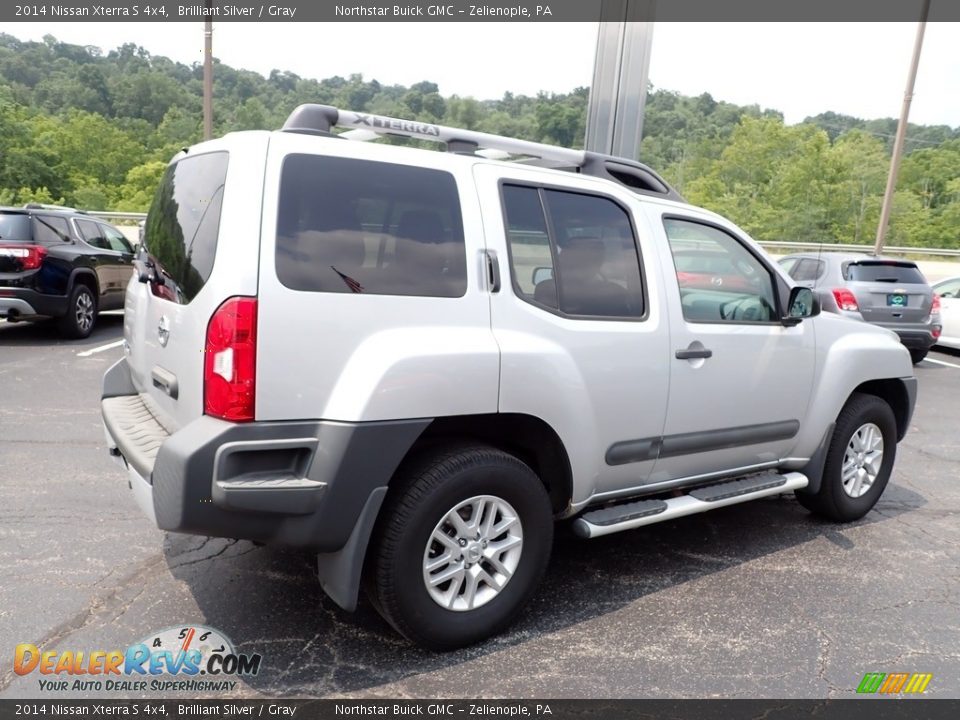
[[925, 357, 960, 369], [76, 339, 124, 358]]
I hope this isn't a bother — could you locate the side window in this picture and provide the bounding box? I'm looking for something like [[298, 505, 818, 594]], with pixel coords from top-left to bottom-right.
[[502, 186, 555, 306], [101, 224, 134, 254], [276, 155, 466, 298], [663, 218, 778, 324], [936, 280, 960, 298], [77, 219, 109, 249], [32, 216, 71, 245], [778, 257, 798, 276], [502, 184, 644, 319], [792, 258, 824, 283]]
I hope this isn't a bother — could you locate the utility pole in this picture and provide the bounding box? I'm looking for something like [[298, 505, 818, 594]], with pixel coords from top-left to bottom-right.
[[203, 0, 213, 140], [874, 0, 930, 255]]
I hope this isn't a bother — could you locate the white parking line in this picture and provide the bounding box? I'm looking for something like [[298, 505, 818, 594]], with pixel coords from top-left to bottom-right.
[[925, 357, 960, 369], [76, 339, 124, 358]]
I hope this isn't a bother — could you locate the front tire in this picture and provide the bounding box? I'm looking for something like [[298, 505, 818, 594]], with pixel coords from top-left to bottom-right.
[[57, 284, 97, 339], [796, 393, 897, 522], [367, 444, 553, 650]]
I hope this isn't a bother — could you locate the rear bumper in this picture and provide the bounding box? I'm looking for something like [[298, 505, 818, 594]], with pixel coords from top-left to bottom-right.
[[0, 288, 68, 318], [100, 357, 428, 551], [889, 329, 938, 350]]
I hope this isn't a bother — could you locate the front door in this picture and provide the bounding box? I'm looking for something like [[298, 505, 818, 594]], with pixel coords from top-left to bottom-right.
[[650, 214, 816, 486]]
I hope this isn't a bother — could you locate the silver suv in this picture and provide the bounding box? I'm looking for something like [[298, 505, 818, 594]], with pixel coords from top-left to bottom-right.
[[778, 252, 940, 364], [101, 106, 917, 649]]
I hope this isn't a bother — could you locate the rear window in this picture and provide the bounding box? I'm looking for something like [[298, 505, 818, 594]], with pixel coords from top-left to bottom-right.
[[845, 262, 926, 284], [144, 151, 229, 304], [0, 213, 33, 243], [275, 154, 466, 298]]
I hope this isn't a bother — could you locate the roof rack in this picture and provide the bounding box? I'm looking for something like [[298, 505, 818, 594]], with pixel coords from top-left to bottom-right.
[[23, 202, 82, 213], [281, 104, 684, 203]]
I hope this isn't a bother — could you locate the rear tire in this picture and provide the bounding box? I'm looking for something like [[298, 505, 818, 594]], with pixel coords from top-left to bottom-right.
[[367, 444, 553, 650], [57, 284, 97, 339], [796, 393, 897, 522], [909, 348, 928, 364]]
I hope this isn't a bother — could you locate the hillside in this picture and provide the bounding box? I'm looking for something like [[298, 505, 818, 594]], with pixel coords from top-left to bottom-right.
[[1, 33, 957, 247]]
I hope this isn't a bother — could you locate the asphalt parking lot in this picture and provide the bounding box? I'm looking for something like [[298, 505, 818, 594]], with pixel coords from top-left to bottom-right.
[[1, 315, 958, 699]]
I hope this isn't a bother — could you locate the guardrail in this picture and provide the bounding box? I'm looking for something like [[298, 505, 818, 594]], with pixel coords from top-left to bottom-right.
[[87, 211, 147, 223], [760, 241, 960, 258]]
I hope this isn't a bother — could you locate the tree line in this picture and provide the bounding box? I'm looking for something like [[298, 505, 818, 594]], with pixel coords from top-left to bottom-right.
[[1, 33, 957, 247]]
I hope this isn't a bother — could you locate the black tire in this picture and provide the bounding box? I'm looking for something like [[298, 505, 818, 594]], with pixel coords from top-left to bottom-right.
[[57, 283, 97, 339], [367, 444, 553, 650], [796, 393, 897, 522], [909, 348, 928, 364]]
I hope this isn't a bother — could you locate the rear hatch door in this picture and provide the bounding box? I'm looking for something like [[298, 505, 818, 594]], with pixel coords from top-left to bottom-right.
[[124, 135, 267, 430], [845, 260, 932, 324]]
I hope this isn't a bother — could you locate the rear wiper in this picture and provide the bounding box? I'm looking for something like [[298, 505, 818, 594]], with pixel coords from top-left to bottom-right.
[[873, 278, 901, 283]]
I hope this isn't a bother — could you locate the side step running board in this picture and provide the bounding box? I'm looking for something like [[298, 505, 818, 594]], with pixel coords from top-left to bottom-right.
[[573, 471, 809, 539]]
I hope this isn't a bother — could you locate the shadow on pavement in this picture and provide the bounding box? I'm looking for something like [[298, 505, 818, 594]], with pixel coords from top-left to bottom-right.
[[164, 481, 926, 697], [0, 313, 123, 347]]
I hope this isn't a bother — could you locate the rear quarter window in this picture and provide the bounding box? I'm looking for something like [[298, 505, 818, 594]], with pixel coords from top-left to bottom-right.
[[144, 151, 229, 304], [275, 154, 466, 298]]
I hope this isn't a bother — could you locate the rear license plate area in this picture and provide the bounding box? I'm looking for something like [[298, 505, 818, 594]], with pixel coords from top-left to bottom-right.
[[887, 293, 907, 307]]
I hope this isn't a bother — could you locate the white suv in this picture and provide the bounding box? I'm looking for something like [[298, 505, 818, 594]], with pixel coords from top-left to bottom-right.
[[102, 105, 917, 649]]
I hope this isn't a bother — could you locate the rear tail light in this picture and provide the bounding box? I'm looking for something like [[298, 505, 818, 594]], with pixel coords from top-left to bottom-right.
[[932, 326, 942, 340], [0, 244, 47, 270], [832, 288, 859, 312], [931, 294, 942, 314], [204, 296, 258, 422]]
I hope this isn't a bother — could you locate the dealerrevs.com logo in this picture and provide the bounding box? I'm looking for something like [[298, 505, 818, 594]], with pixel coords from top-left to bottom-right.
[[14, 625, 262, 693]]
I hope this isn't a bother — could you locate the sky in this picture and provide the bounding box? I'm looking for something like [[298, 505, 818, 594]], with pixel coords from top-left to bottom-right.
[[8, 21, 960, 129]]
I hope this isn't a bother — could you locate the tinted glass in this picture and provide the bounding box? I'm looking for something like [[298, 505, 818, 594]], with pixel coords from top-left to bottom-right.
[[0, 213, 33, 243], [792, 258, 825, 283], [276, 154, 466, 298], [145, 151, 228, 304], [543, 190, 643, 318], [846, 262, 926, 284], [77, 219, 109, 249], [664, 218, 777, 323], [32, 216, 71, 245], [502, 185, 555, 306], [102, 224, 134, 254]]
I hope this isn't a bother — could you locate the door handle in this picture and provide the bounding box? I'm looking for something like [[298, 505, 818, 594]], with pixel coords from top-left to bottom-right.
[[675, 346, 713, 360], [485, 250, 501, 293]]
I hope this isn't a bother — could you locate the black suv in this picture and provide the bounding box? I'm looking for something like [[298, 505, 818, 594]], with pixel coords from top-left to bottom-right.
[[0, 205, 135, 338]]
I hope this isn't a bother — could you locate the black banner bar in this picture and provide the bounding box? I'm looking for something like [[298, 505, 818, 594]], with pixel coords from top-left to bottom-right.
[[2, 700, 960, 720], [3, 0, 960, 23]]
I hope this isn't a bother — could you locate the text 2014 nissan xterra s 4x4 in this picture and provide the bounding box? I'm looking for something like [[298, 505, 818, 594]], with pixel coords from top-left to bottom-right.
[[102, 105, 917, 649]]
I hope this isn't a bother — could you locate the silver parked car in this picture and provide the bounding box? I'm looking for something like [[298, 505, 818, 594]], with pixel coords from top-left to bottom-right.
[[778, 252, 941, 364], [101, 106, 916, 649]]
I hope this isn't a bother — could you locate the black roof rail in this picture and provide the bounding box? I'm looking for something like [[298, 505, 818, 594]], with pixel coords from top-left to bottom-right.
[[280, 104, 684, 202]]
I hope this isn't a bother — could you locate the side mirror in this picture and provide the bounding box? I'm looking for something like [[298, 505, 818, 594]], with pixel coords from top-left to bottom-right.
[[783, 286, 819, 326], [532, 266, 553, 285]]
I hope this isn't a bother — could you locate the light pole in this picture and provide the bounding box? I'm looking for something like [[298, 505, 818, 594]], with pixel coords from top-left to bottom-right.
[[874, 0, 931, 255]]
